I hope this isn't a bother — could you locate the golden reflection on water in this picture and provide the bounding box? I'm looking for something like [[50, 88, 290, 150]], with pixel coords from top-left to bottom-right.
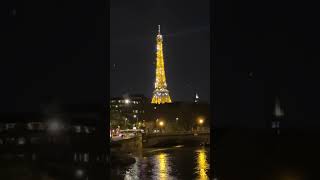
[[157, 153, 168, 180], [196, 148, 209, 180], [122, 148, 210, 180]]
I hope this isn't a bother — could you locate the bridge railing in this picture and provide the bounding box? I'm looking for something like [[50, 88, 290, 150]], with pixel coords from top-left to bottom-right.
[[145, 130, 210, 137]]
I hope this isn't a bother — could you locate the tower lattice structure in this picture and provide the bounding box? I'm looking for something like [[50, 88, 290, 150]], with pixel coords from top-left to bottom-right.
[[151, 25, 172, 104]]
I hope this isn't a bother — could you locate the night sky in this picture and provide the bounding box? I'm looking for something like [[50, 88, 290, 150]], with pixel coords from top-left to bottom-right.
[[4, 0, 320, 127], [214, 1, 320, 127], [110, 0, 210, 103], [0, 1, 106, 112]]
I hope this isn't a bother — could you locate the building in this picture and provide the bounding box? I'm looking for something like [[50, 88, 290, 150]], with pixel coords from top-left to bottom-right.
[[110, 94, 148, 129], [0, 105, 107, 172]]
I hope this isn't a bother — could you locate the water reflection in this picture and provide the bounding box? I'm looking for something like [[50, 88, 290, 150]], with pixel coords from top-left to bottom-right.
[[195, 149, 209, 180], [119, 147, 210, 180], [154, 153, 170, 180], [124, 157, 139, 180]]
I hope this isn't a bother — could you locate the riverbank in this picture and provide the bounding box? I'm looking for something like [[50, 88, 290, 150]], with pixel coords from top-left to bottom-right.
[[110, 150, 136, 167]]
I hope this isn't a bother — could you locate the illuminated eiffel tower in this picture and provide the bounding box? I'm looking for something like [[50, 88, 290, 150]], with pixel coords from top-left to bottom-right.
[[151, 25, 172, 104]]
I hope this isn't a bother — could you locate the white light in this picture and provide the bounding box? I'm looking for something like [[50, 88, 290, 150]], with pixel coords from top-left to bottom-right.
[[17, 137, 25, 145], [47, 119, 63, 134], [75, 169, 84, 178], [48, 121, 60, 132], [124, 99, 130, 104]]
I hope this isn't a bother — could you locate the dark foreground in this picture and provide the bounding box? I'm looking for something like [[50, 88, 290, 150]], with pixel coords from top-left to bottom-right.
[[214, 129, 320, 180]]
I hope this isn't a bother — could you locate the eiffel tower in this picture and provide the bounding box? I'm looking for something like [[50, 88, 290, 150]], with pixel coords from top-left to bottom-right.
[[151, 25, 172, 104]]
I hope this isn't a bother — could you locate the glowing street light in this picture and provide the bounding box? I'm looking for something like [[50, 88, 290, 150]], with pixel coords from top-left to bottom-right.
[[198, 118, 204, 125], [159, 121, 164, 127]]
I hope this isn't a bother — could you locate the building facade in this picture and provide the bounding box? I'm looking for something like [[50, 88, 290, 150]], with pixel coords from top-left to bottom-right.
[[110, 94, 148, 129]]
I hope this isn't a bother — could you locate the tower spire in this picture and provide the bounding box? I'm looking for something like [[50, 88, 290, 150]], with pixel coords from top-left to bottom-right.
[[158, 25, 161, 34], [151, 25, 172, 104]]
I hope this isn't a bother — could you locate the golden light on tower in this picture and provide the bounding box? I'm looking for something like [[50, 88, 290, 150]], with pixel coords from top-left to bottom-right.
[[151, 25, 172, 104]]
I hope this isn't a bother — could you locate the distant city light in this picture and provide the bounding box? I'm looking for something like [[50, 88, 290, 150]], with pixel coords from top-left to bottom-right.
[[75, 169, 84, 178], [47, 119, 63, 134], [159, 121, 164, 127], [17, 137, 26, 145]]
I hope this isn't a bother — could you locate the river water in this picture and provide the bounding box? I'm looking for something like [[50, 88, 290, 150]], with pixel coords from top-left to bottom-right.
[[111, 146, 210, 180]]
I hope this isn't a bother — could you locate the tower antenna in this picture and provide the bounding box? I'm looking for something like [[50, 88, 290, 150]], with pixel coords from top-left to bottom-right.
[[158, 25, 161, 34]]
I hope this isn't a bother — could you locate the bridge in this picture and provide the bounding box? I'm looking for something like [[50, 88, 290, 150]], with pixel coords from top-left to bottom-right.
[[142, 131, 210, 148], [110, 131, 210, 150]]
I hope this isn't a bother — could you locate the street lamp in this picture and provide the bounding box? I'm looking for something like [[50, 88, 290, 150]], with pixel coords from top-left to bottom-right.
[[197, 118, 205, 132], [133, 114, 138, 125], [198, 118, 204, 125], [159, 120, 165, 133], [124, 117, 128, 129]]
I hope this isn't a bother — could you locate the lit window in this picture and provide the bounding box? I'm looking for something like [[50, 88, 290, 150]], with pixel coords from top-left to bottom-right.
[[6, 123, 15, 130], [124, 99, 130, 104], [84, 153, 89, 162], [84, 126, 90, 133], [17, 137, 26, 145]]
